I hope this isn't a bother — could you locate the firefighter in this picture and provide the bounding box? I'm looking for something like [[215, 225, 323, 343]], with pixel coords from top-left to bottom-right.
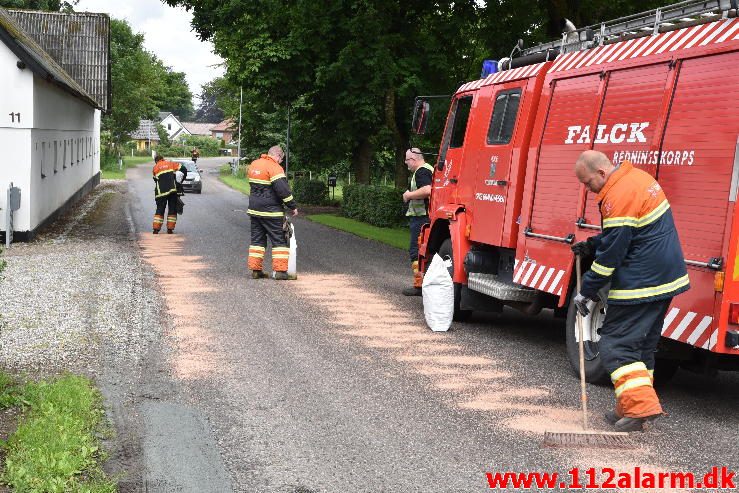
[[247, 145, 298, 280], [402, 148, 434, 296], [152, 155, 188, 234], [572, 150, 690, 432]]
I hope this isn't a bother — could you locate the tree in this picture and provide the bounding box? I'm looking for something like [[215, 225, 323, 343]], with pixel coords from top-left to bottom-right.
[[194, 77, 226, 123], [152, 66, 194, 121], [0, 0, 77, 11], [104, 19, 162, 147]]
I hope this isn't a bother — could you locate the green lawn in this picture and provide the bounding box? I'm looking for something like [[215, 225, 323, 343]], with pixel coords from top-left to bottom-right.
[[101, 155, 153, 180], [306, 214, 408, 250], [1, 373, 114, 492], [218, 170, 250, 195]]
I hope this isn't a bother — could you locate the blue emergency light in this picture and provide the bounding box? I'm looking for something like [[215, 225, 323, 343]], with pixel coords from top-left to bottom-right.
[[481, 59, 498, 78]]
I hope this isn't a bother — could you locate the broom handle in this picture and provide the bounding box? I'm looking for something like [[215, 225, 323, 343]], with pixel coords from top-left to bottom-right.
[[576, 255, 589, 431]]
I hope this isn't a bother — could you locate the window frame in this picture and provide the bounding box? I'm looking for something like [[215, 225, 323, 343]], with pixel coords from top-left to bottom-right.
[[486, 88, 522, 146], [438, 94, 474, 170]]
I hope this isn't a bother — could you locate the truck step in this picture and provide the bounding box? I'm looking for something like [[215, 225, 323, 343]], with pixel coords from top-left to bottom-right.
[[467, 273, 538, 303]]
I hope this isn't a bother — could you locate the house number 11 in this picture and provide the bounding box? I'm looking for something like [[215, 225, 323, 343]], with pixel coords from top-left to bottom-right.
[[9, 112, 20, 123]]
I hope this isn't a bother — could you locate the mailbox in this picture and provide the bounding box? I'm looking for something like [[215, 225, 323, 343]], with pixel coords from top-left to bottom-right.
[[327, 175, 337, 187], [9, 186, 20, 211]]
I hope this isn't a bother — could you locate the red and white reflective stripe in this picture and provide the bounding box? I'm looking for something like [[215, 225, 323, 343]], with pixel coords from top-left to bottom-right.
[[661, 307, 716, 349], [513, 259, 566, 296], [455, 63, 545, 94], [550, 18, 739, 73]]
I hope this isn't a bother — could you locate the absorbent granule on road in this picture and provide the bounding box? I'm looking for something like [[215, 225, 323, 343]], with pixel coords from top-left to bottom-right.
[[138, 233, 222, 381], [292, 273, 679, 483]]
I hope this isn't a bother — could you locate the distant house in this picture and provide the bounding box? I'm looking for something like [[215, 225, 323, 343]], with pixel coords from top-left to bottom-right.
[[130, 120, 160, 152], [211, 119, 237, 144], [0, 8, 110, 241], [182, 122, 216, 137], [159, 112, 190, 140]]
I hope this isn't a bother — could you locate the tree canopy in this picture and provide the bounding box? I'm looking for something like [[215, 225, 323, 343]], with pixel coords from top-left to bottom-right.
[[164, 0, 676, 186]]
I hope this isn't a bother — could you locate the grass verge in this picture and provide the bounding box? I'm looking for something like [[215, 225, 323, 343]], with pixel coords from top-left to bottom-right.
[[1, 374, 114, 492], [219, 164, 250, 195], [306, 214, 409, 250], [101, 155, 153, 180]]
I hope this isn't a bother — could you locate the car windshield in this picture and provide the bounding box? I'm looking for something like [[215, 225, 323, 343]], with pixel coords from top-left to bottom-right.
[[184, 163, 197, 172]]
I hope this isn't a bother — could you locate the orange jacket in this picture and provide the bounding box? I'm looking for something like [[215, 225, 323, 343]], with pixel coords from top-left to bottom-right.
[[153, 160, 185, 198], [247, 154, 296, 217]]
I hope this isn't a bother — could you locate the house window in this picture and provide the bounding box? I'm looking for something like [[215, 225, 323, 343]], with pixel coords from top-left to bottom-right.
[[63, 140, 67, 169], [168, 123, 171, 130], [53, 141, 58, 173], [41, 142, 46, 178], [215, 132, 223, 139]]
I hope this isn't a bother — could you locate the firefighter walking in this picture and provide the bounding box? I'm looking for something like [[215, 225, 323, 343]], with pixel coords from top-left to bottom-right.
[[247, 145, 298, 280], [152, 155, 187, 234], [572, 150, 690, 432]]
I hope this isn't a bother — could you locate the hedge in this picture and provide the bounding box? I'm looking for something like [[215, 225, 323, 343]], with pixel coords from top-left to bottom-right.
[[342, 184, 405, 228], [292, 178, 330, 205]]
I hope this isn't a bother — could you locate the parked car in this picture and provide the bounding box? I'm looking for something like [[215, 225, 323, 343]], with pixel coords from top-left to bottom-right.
[[172, 159, 202, 194]]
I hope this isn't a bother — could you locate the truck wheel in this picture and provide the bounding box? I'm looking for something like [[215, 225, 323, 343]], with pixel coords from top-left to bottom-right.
[[437, 238, 472, 322], [565, 292, 609, 384]]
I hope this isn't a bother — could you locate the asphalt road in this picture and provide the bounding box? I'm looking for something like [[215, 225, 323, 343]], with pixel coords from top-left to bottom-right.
[[126, 157, 739, 492]]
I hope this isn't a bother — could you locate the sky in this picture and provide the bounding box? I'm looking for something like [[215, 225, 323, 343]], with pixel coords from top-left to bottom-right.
[[75, 0, 225, 105]]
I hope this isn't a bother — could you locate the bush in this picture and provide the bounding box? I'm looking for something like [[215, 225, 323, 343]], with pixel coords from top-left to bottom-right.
[[292, 178, 329, 206], [342, 184, 405, 227]]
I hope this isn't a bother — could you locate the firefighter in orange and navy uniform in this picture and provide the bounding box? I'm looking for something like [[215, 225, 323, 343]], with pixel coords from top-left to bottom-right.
[[247, 145, 298, 279], [152, 155, 187, 234], [572, 150, 689, 432]]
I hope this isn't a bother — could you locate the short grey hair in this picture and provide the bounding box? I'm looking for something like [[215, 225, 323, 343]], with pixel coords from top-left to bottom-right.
[[268, 145, 284, 158], [408, 147, 424, 158]]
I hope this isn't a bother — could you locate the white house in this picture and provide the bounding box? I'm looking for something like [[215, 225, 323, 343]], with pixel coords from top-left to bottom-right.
[[0, 8, 109, 241], [159, 112, 190, 140]]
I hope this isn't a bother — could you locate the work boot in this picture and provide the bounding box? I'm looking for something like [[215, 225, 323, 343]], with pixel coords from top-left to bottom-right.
[[251, 270, 268, 279], [273, 271, 289, 281], [152, 229, 159, 235], [402, 287, 422, 297], [604, 410, 621, 425], [614, 414, 662, 432], [167, 229, 174, 234]]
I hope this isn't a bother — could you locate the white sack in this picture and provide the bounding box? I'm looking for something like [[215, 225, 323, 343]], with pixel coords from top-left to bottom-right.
[[422, 253, 454, 332], [287, 222, 297, 278]]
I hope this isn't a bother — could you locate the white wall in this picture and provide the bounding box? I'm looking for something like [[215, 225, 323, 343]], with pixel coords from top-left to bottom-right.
[[29, 77, 98, 232], [161, 114, 186, 139], [0, 41, 34, 233]]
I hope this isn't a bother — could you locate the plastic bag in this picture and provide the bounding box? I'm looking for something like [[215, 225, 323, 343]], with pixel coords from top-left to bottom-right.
[[422, 253, 454, 332], [286, 221, 297, 279]]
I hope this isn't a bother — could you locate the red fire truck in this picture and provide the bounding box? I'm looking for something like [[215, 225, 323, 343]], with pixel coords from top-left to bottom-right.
[[413, 0, 739, 382]]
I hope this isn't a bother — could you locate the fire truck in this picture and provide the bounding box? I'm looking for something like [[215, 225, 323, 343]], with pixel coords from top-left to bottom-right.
[[413, 0, 739, 382]]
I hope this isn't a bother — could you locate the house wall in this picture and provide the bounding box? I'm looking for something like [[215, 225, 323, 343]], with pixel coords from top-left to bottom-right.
[[0, 41, 34, 234], [161, 114, 185, 139], [27, 76, 99, 234]]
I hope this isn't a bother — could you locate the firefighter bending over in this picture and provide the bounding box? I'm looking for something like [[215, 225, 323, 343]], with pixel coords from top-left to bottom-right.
[[402, 148, 434, 296], [572, 150, 689, 432], [247, 145, 298, 280], [152, 155, 187, 234]]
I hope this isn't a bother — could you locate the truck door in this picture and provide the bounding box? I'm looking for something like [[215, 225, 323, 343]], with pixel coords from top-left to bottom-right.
[[435, 93, 474, 208], [657, 52, 739, 350], [582, 62, 671, 228], [469, 86, 522, 246]]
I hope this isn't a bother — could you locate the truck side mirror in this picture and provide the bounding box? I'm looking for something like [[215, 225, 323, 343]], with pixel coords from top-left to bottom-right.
[[411, 100, 430, 135]]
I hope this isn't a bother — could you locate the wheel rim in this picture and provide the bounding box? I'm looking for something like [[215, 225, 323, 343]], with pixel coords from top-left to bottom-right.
[[578, 299, 606, 362]]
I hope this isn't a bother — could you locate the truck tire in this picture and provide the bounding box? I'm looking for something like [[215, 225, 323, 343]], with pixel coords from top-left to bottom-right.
[[565, 292, 609, 384], [437, 238, 472, 322]]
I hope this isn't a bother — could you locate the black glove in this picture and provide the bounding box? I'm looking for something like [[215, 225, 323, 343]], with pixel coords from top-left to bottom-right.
[[571, 237, 594, 258], [573, 293, 590, 317]]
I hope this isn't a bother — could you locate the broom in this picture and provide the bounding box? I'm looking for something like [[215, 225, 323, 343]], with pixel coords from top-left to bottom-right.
[[542, 255, 632, 449]]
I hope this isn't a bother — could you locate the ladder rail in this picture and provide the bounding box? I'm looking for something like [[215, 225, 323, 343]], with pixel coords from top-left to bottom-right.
[[522, 0, 736, 56]]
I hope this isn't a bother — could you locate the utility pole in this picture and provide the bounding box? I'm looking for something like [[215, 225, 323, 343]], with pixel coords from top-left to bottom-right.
[[235, 87, 243, 176], [286, 102, 290, 175]]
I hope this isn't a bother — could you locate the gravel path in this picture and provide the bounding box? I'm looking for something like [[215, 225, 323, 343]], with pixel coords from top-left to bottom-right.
[[0, 181, 159, 379]]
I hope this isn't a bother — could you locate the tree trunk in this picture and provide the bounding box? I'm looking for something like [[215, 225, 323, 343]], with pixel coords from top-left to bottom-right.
[[385, 88, 409, 190], [351, 137, 372, 184]]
